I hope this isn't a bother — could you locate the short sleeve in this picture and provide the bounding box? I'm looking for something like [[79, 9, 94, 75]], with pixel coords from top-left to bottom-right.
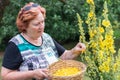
[[2, 42, 23, 70], [53, 39, 66, 56]]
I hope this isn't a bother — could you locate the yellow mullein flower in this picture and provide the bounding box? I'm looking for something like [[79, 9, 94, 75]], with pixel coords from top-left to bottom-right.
[[104, 65, 110, 73], [89, 29, 97, 38], [99, 41, 104, 49], [105, 34, 112, 39], [99, 61, 110, 73], [89, 30, 95, 38], [98, 27, 104, 33], [88, 11, 94, 18], [102, 19, 111, 27], [99, 65, 105, 72], [86, 0, 94, 5]]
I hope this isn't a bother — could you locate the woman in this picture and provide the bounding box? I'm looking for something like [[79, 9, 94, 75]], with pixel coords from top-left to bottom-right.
[[1, 2, 86, 80]]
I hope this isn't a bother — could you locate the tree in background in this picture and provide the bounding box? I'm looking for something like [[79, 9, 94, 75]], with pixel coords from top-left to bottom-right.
[[0, 0, 120, 51], [0, 0, 10, 23]]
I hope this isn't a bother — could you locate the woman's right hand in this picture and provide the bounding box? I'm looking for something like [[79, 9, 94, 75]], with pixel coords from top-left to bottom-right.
[[33, 68, 49, 80]]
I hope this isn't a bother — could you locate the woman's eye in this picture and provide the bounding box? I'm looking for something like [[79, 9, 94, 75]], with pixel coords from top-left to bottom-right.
[[33, 23, 39, 26], [32, 21, 44, 26]]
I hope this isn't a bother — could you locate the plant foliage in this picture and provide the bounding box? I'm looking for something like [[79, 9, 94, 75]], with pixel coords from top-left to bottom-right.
[[77, 0, 120, 80]]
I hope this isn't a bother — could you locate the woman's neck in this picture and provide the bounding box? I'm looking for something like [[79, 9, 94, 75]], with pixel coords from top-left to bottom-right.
[[21, 32, 42, 46]]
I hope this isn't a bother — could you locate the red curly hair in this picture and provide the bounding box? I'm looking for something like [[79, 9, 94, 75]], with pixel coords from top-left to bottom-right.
[[16, 2, 46, 32]]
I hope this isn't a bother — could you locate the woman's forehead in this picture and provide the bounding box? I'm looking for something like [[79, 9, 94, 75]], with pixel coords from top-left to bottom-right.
[[31, 13, 44, 22], [36, 13, 44, 20]]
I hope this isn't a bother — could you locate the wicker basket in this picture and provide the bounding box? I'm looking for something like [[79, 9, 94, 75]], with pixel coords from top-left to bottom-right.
[[48, 60, 87, 80]]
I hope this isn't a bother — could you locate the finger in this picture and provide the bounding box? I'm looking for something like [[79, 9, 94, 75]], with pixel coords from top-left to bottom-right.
[[42, 69, 49, 72], [42, 69, 49, 74], [76, 43, 86, 52], [79, 43, 86, 49], [41, 70, 49, 78]]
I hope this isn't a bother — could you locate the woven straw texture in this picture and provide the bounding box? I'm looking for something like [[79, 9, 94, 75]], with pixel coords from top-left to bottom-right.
[[48, 60, 86, 80]]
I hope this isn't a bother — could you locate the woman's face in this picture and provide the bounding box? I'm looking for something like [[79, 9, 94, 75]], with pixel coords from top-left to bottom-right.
[[26, 13, 45, 38]]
